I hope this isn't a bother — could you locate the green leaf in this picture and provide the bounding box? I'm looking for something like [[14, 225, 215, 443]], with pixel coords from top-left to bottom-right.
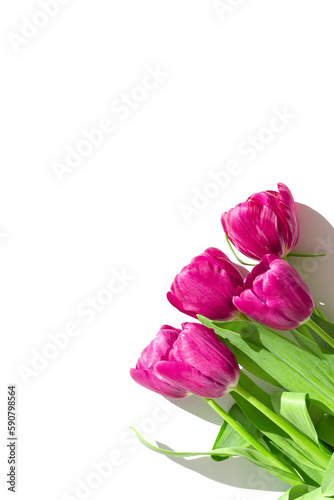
[[316, 415, 334, 448], [277, 485, 317, 500], [309, 314, 334, 350], [302, 487, 334, 499], [230, 320, 334, 396], [307, 314, 334, 376], [197, 316, 298, 390], [321, 453, 334, 496], [314, 307, 326, 320], [226, 341, 284, 388], [321, 454, 334, 497], [129, 427, 302, 485], [279, 485, 334, 499], [211, 403, 263, 461], [271, 392, 319, 445], [198, 316, 334, 416], [292, 327, 326, 359]]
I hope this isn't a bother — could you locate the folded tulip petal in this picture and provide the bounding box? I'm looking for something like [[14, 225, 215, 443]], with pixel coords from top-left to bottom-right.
[[130, 368, 189, 399]]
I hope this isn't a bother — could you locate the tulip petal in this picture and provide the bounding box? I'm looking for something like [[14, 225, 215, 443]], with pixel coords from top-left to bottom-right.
[[130, 368, 189, 399], [166, 291, 197, 319], [233, 255, 314, 330], [222, 202, 286, 260], [156, 361, 229, 398], [221, 183, 299, 260], [233, 290, 298, 330], [167, 248, 244, 321], [277, 183, 300, 251], [243, 254, 276, 290], [138, 326, 181, 369]]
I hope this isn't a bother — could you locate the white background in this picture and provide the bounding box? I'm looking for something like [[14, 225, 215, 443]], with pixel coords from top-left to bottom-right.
[[1, 1, 334, 499]]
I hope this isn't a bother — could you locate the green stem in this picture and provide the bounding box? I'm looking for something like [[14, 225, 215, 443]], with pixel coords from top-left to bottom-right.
[[232, 385, 330, 470], [287, 253, 326, 258], [203, 398, 293, 473], [305, 318, 334, 350], [224, 234, 256, 266]]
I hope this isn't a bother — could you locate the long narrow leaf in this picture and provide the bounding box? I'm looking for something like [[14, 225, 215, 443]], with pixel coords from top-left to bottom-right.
[[292, 327, 326, 359], [310, 313, 334, 345], [321, 453, 334, 496], [130, 427, 302, 485], [307, 314, 334, 375], [224, 320, 334, 398], [227, 341, 283, 388], [313, 307, 326, 320]]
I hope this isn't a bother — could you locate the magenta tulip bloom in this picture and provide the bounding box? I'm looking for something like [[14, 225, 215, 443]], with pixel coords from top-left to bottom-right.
[[221, 183, 299, 260], [130, 323, 240, 399], [167, 247, 247, 321], [233, 254, 314, 331]]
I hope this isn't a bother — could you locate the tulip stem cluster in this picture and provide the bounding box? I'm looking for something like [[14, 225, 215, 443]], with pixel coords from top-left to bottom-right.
[[232, 385, 331, 470], [203, 397, 294, 473]]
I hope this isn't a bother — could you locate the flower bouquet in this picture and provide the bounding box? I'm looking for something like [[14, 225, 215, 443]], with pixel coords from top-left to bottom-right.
[[130, 183, 334, 500]]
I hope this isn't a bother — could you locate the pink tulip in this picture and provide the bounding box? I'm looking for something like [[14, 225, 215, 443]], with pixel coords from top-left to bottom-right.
[[167, 247, 247, 321], [221, 183, 299, 260], [233, 254, 314, 331], [130, 323, 240, 399]]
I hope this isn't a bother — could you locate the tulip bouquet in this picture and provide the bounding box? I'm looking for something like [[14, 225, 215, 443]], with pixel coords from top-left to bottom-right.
[[130, 183, 334, 500]]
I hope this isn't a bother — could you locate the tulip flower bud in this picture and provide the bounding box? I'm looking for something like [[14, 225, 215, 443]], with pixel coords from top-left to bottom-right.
[[221, 183, 299, 260], [233, 254, 314, 331], [167, 247, 247, 321], [130, 323, 240, 399]]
